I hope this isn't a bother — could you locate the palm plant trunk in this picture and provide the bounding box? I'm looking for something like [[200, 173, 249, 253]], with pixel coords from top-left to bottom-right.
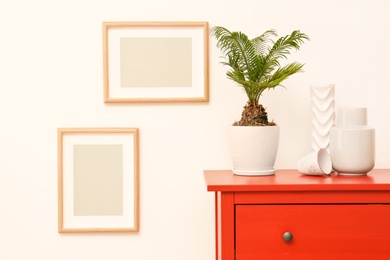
[[233, 101, 276, 126]]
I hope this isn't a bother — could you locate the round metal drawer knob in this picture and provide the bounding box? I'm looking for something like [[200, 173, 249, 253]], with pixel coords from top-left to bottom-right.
[[283, 232, 293, 242]]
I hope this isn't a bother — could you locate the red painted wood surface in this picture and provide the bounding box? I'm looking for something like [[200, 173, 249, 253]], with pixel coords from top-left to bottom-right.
[[204, 169, 390, 260], [219, 193, 234, 260], [236, 204, 390, 259], [204, 169, 390, 192]]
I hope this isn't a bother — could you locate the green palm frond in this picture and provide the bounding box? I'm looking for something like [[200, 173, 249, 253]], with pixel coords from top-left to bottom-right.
[[265, 62, 305, 88], [211, 27, 260, 82], [251, 29, 277, 56], [268, 30, 309, 61], [211, 26, 309, 104], [258, 30, 309, 79]]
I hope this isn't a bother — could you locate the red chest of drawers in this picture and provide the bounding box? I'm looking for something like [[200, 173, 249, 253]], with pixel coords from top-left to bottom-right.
[[204, 169, 390, 259]]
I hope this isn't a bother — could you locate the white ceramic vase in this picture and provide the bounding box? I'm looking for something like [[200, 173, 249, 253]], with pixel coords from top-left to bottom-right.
[[229, 125, 280, 176], [330, 107, 375, 176], [310, 84, 335, 152]]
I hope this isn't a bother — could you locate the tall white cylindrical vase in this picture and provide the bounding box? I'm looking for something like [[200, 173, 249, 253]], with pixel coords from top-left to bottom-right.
[[310, 84, 335, 152], [330, 107, 375, 176]]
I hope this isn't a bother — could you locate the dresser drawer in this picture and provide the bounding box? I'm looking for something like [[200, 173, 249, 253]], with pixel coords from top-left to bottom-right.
[[236, 204, 390, 259]]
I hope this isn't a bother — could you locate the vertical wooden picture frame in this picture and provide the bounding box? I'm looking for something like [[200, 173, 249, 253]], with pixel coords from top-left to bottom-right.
[[58, 128, 139, 232]]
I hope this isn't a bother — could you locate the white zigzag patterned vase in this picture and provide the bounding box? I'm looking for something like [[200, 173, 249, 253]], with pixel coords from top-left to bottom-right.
[[310, 84, 335, 152]]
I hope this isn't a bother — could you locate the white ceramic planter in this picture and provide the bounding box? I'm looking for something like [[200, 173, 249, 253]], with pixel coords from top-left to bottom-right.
[[229, 125, 280, 176]]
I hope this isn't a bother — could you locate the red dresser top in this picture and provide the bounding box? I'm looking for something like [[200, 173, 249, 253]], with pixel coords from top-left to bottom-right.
[[204, 169, 390, 192]]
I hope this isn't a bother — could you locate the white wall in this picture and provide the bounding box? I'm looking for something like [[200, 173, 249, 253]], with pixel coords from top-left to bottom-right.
[[1, 0, 389, 259]]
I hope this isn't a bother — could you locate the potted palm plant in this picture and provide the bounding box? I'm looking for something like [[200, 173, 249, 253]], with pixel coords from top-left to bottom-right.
[[211, 26, 309, 176]]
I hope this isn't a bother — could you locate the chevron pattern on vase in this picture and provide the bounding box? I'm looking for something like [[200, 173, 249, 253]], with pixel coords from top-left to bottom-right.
[[310, 84, 335, 151]]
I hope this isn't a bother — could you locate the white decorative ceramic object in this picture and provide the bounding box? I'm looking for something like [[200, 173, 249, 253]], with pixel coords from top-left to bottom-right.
[[310, 84, 335, 152], [330, 107, 375, 176], [297, 149, 332, 176], [229, 125, 280, 176], [335, 107, 367, 126]]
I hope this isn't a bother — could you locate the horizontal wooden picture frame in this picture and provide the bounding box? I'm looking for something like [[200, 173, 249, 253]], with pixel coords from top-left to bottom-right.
[[102, 21, 209, 103], [58, 128, 139, 233]]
